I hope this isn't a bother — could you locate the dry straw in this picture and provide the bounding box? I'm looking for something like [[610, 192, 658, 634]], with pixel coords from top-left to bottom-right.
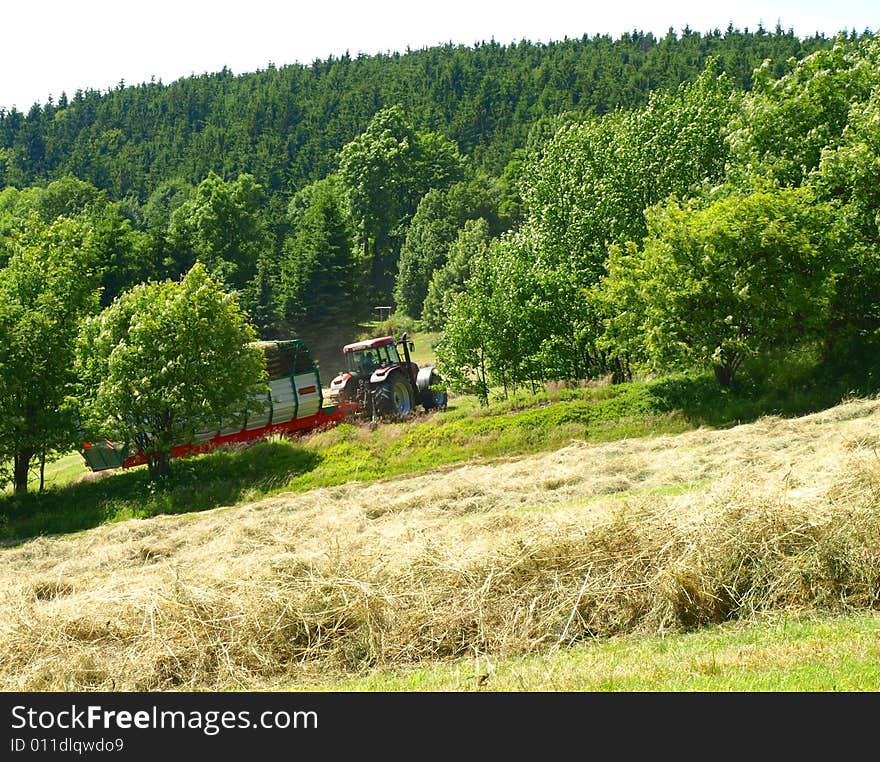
[[2, 397, 880, 691]]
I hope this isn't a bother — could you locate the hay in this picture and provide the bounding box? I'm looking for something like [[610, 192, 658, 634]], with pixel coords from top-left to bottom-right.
[[3, 396, 880, 690]]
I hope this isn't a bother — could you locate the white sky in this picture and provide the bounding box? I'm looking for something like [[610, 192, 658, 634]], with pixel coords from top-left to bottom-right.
[[1, 0, 877, 111]]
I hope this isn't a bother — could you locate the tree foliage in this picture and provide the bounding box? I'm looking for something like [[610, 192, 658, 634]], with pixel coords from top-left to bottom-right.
[[75, 263, 266, 480], [1, 28, 830, 198], [436, 230, 558, 400], [728, 35, 880, 188], [166, 172, 269, 291], [0, 215, 101, 492], [393, 175, 499, 319], [337, 105, 465, 301], [437, 62, 743, 393], [276, 175, 361, 327], [422, 217, 492, 331], [601, 188, 839, 385], [810, 43, 880, 350], [522, 61, 738, 268]]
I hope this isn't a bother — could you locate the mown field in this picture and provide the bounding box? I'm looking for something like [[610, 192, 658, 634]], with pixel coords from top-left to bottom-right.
[[2, 359, 880, 691]]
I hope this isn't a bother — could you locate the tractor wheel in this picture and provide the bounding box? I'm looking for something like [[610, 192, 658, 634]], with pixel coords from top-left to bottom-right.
[[373, 374, 414, 419], [420, 371, 448, 412], [422, 384, 448, 412]]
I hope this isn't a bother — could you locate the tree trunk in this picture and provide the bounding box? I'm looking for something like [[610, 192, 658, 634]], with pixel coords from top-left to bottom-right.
[[147, 451, 172, 481], [478, 349, 489, 406], [611, 354, 632, 385], [13, 447, 34, 494], [713, 362, 736, 387]]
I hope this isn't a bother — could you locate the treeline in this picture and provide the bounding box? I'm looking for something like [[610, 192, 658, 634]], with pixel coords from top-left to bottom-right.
[[0, 25, 834, 197], [436, 34, 880, 400], [0, 27, 844, 345]]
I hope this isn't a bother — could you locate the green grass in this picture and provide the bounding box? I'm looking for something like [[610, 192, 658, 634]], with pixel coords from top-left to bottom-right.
[[298, 612, 880, 691], [0, 451, 90, 496], [3, 346, 877, 544], [0, 439, 319, 543], [406, 330, 441, 367], [284, 380, 695, 492], [41, 452, 89, 488]]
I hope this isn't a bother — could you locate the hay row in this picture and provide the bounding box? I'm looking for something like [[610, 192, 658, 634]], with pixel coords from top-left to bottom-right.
[[2, 397, 880, 690]]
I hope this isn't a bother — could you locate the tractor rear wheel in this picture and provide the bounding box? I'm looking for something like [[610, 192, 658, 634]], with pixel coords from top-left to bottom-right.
[[373, 374, 414, 419]]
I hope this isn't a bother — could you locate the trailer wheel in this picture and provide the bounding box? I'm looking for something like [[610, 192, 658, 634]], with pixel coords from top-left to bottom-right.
[[417, 367, 447, 412], [374, 374, 414, 419]]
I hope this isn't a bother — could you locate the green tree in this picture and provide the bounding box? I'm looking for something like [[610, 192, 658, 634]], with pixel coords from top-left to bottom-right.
[[276, 176, 360, 327], [3, 177, 158, 306], [0, 28, 833, 199], [337, 105, 465, 302], [75, 263, 266, 480], [813, 75, 880, 355], [142, 177, 194, 279], [435, 290, 492, 405], [422, 217, 492, 330], [436, 229, 548, 399], [607, 188, 838, 385], [166, 172, 269, 290], [497, 149, 527, 231], [0, 186, 41, 267], [0, 215, 101, 493], [88, 203, 154, 306], [523, 61, 738, 268], [727, 35, 880, 188], [34, 175, 106, 221], [481, 62, 741, 384], [393, 175, 499, 319]]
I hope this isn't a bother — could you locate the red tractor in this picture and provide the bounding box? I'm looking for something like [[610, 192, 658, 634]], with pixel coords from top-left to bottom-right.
[[328, 332, 447, 419]]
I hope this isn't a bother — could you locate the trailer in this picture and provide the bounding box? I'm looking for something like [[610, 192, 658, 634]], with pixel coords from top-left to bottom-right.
[[80, 339, 354, 472]]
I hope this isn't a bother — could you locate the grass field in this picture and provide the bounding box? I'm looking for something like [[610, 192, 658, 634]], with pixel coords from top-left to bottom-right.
[[3, 385, 880, 691], [309, 612, 880, 691]]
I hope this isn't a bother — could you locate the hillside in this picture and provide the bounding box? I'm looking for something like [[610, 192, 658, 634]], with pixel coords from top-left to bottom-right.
[[3, 395, 880, 691], [0, 29, 833, 199]]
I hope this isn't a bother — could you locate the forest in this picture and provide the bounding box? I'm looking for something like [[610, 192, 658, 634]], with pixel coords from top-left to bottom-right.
[[1, 24, 879, 493]]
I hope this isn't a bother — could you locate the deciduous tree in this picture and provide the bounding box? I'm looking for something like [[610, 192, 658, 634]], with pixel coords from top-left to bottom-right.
[[606, 188, 838, 385], [0, 215, 101, 493], [166, 172, 269, 291], [337, 105, 465, 302], [422, 217, 491, 331], [75, 263, 266, 480]]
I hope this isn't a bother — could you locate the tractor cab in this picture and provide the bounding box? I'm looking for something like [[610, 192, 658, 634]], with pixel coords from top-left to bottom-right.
[[343, 337, 403, 376]]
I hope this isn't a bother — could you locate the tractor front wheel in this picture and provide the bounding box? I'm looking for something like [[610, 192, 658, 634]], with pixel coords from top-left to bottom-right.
[[422, 385, 447, 412]]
